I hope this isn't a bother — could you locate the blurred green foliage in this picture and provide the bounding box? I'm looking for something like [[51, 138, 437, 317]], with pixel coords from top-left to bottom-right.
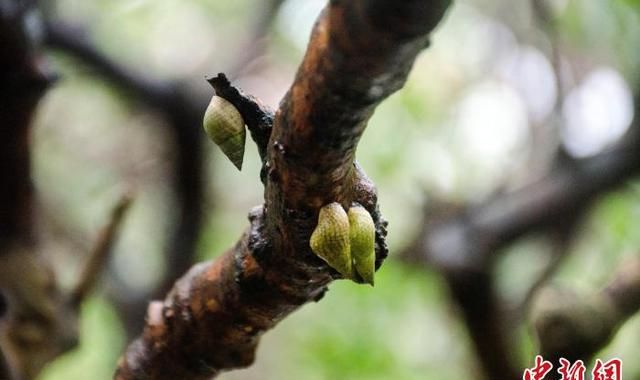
[[34, 0, 640, 379]]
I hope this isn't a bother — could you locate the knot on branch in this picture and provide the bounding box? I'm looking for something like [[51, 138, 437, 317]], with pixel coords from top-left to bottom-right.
[[234, 206, 271, 289], [246, 205, 272, 263]]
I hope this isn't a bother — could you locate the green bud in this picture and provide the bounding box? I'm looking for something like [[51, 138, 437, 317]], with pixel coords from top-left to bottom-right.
[[203, 95, 246, 170], [310, 203, 352, 279], [348, 205, 375, 286]]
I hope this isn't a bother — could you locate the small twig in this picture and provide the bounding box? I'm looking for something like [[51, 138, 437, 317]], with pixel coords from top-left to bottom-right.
[[517, 244, 565, 317], [514, 219, 582, 323], [530, 0, 573, 167], [207, 73, 275, 184], [70, 192, 134, 307]]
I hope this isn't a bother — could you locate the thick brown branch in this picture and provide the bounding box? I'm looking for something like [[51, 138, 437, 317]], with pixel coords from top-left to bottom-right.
[[263, 0, 449, 277], [115, 1, 450, 378], [270, 1, 448, 214]]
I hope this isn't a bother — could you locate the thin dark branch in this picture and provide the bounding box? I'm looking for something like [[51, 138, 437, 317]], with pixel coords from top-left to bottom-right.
[[70, 192, 133, 307], [43, 20, 207, 337], [408, 125, 640, 273], [44, 21, 175, 107], [0, 2, 52, 246], [514, 230, 575, 323]]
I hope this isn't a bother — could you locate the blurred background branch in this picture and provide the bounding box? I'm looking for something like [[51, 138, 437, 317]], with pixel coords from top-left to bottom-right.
[[399, 88, 640, 378], [43, 20, 208, 337], [531, 258, 640, 363], [70, 192, 133, 307]]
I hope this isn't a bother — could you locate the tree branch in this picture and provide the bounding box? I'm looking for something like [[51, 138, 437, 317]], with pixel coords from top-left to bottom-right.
[[0, 1, 52, 247], [43, 20, 207, 337], [531, 258, 640, 362], [399, 82, 640, 379], [70, 192, 134, 307], [0, 3, 81, 379], [114, 1, 450, 378], [405, 126, 640, 272]]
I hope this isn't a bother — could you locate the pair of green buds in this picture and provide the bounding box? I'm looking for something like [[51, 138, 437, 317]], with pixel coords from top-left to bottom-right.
[[202, 96, 376, 285], [310, 203, 376, 286]]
